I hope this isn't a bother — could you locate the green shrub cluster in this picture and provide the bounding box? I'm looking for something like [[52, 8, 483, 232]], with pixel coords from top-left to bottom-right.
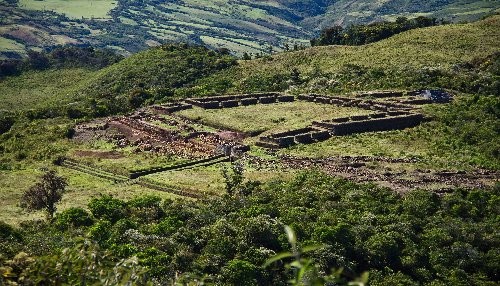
[[1, 171, 498, 285], [0, 46, 123, 78], [311, 16, 442, 46]]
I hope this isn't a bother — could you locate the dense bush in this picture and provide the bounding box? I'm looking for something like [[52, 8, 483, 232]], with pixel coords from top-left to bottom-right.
[[88, 195, 128, 223], [311, 16, 442, 46], [0, 113, 14, 135], [1, 171, 498, 285], [55, 207, 94, 229]]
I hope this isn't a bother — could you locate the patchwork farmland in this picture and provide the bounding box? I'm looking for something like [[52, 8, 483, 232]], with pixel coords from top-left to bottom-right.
[[60, 90, 498, 196]]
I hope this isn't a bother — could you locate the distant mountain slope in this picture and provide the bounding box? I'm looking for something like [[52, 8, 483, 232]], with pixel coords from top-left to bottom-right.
[[304, 0, 500, 28], [1, 0, 499, 58]]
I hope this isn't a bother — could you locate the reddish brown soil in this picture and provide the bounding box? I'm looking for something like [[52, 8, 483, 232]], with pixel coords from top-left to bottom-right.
[[73, 112, 235, 159], [216, 131, 247, 142]]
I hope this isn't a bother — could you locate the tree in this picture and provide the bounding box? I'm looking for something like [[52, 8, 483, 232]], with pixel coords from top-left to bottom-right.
[[21, 170, 67, 221], [26, 50, 49, 70], [222, 162, 244, 196], [242, 52, 251, 60]]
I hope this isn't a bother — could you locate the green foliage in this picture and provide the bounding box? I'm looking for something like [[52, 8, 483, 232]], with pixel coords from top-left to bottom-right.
[[311, 17, 441, 46], [221, 259, 260, 286], [0, 118, 74, 165], [9, 241, 150, 285], [88, 195, 128, 223], [0, 221, 23, 258], [152, 217, 183, 237], [55, 207, 93, 230], [0, 113, 14, 135], [20, 169, 67, 221], [0, 221, 21, 241], [128, 88, 153, 108], [77, 44, 237, 116], [222, 161, 244, 196], [128, 195, 164, 223], [1, 171, 499, 284], [88, 220, 112, 243], [429, 94, 500, 169]]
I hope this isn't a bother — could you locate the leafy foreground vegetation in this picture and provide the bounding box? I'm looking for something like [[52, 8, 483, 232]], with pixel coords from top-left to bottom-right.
[[0, 171, 498, 285]]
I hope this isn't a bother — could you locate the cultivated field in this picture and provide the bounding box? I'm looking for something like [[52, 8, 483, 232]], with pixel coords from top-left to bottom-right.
[[18, 0, 117, 19]]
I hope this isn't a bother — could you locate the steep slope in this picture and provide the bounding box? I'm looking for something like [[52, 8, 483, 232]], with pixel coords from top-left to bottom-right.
[[208, 15, 500, 94], [1, 0, 499, 58]]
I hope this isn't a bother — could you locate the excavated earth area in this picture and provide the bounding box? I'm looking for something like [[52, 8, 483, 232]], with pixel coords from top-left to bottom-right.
[[243, 154, 499, 193], [72, 112, 233, 159]]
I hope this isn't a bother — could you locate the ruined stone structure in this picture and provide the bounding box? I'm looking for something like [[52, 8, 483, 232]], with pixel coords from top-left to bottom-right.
[[185, 92, 294, 109]]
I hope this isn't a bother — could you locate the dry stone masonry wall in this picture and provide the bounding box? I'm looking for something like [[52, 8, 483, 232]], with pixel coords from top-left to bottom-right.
[[185, 92, 294, 109]]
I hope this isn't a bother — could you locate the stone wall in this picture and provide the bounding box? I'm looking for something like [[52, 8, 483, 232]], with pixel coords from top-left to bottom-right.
[[152, 103, 192, 113], [325, 113, 424, 135], [185, 92, 294, 109]]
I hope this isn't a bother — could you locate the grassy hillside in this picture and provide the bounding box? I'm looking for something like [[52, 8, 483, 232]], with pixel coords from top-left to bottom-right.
[[1, 16, 498, 118], [0, 68, 97, 112], [192, 15, 500, 95], [0, 17, 498, 170], [1, 0, 499, 58], [241, 15, 499, 74]]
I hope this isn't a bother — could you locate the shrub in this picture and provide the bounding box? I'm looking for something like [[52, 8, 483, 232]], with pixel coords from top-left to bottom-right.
[[0, 221, 21, 240], [221, 259, 260, 286], [55, 207, 93, 229], [88, 195, 128, 223], [128, 195, 164, 222], [88, 220, 112, 243], [20, 170, 67, 221]]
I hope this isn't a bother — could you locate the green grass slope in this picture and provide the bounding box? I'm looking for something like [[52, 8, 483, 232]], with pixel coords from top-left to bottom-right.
[[75, 44, 237, 116], [0, 68, 97, 112], [0, 17, 498, 170], [199, 15, 500, 94]]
